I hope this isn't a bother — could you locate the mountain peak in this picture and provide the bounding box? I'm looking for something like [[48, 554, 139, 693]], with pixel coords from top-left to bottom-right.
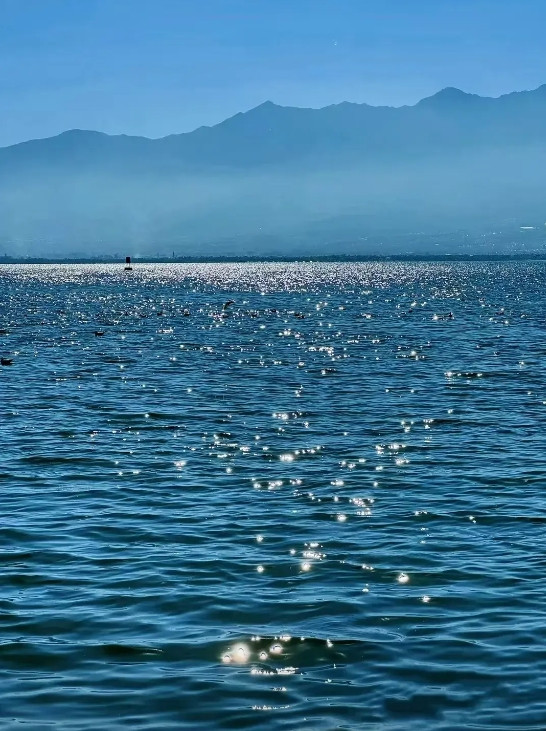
[[248, 100, 280, 113], [436, 86, 468, 97], [417, 87, 477, 107], [57, 128, 107, 138]]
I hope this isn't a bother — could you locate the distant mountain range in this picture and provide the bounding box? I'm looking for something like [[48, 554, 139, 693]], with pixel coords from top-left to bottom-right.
[[2, 85, 546, 257]]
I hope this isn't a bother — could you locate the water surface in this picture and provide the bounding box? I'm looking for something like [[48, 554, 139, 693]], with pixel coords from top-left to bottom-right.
[[1, 262, 546, 729]]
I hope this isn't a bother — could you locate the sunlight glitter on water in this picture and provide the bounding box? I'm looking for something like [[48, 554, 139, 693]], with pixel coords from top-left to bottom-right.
[[1, 261, 546, 730]]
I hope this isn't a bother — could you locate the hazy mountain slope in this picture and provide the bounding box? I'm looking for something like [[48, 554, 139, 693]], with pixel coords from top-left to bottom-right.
[[1, 85, 546, 256]]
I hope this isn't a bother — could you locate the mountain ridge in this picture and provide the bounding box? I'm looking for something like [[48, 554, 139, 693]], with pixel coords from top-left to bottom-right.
[[3, 83, 546, 149], [1, 82, 546, 257]]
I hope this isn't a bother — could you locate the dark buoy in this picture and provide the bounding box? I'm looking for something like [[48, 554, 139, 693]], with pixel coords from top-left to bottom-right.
[[1, 357, 13, 365], [124, 256, 133, 271]]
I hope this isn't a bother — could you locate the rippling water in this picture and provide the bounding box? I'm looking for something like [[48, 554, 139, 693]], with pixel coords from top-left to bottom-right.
[[1, 261, 546, 730]]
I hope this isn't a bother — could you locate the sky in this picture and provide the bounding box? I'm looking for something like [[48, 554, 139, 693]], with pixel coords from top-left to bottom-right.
[[1, 0, 546, 147]]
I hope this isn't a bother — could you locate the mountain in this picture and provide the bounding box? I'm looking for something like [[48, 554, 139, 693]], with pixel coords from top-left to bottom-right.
[[1, 85, 546, 257]]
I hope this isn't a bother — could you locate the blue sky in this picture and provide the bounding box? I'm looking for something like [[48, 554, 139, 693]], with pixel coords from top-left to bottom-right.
[[1, 0, 545, 146]]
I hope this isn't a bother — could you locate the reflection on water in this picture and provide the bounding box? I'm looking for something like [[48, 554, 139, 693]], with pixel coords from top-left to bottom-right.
[[1, 261, 546, 729]]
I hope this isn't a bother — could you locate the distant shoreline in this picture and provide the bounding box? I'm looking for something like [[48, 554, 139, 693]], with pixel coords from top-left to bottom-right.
[[1, 254, 546, 265]]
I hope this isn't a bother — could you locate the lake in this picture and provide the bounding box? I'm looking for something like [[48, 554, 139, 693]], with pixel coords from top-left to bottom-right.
[[1, 261, 545, 729]]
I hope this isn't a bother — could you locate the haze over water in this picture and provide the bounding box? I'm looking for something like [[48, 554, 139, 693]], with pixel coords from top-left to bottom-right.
[[1, 261, 545, 729]]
